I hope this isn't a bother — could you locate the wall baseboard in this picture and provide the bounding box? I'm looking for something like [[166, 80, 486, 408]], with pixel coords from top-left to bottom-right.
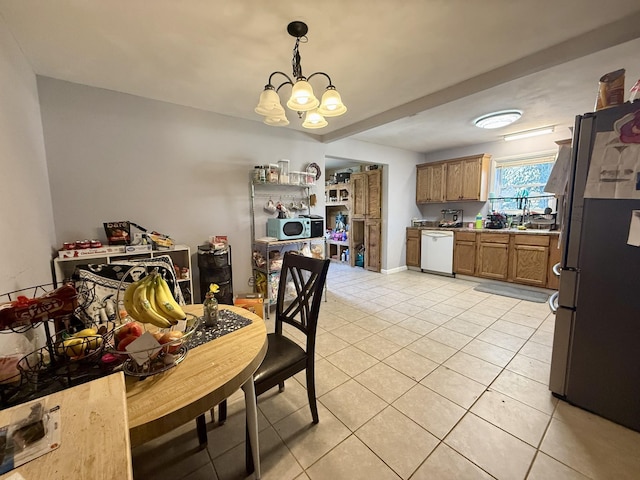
[[382, 266, 407, 275]]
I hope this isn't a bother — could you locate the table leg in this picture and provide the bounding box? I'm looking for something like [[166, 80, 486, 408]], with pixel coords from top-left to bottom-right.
[[242, 377, 260, 479]]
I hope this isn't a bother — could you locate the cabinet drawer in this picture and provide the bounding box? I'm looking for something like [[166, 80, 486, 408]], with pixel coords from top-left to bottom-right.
[[455, 231, 476, 242], [513, 234, 550, 246], [479, 233, 509, 244], [407, 228, 420, 239]]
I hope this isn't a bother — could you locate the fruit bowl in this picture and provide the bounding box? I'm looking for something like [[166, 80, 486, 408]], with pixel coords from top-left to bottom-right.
[[107, 313, 199, 377]]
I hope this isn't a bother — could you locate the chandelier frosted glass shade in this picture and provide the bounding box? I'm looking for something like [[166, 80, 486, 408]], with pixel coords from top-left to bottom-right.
[[286, 80, 319, 111], [255, 88, 286, 116], [317, 87, 347, 117], [302, 109, 328, 129], [255, 21, 346, 129], [474, 110, 522, 129]]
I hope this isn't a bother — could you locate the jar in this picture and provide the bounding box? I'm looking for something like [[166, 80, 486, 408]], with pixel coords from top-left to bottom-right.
[[76, 239, 91, 249], [253, 166, 266, 184], [267, 164, 279, 183], [62, 242, 76, 250], [278, 159, 290, 184], [203, 292, 219, 327], [90, 240, 102, 248]]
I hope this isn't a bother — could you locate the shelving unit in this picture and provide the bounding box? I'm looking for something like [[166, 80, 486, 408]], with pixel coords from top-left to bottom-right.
[[52, 244, 194, 304], [250, 181, 325, 314], [325, 183, 351, 264]]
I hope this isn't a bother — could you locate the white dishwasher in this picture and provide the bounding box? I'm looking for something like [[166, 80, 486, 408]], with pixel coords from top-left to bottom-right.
[[420, 230, 454, 276]]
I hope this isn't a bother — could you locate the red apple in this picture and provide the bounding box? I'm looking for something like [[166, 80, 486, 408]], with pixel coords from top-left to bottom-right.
[[159, 331, 184, 354], [116, 334, 139, 352], [117, 322, 144, 342]]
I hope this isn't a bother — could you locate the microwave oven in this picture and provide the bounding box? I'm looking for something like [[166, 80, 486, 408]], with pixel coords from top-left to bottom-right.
[[267, 218, 311, 240]]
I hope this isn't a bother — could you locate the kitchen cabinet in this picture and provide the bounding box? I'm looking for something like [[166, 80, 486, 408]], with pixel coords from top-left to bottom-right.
[[508, 234, 550, 287], [352, 169, 381, 219], [416, 162, 445, 203], [453, 231, 476, 275], [444, 154, 491, 202], [351, 168, 382, 272], [406, 228, 421, 267], [476, 233, 509, 280], [547, 235, 561, 290]]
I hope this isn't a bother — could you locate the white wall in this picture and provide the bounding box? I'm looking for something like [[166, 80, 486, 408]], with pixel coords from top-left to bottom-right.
[[0, 19, 56, 294], [37, 78, 424, 298]]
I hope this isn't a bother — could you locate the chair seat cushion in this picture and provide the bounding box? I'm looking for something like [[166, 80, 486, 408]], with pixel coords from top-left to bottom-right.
[[254, 333, 306, 385]]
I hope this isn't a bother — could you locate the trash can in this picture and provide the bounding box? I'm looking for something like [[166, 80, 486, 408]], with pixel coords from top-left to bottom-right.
[[198, 245, 233, 304]]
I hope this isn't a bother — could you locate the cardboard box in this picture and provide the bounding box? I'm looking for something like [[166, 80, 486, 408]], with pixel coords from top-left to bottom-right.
[[234, 293, 264, 320], [57, 246, 125, 259]]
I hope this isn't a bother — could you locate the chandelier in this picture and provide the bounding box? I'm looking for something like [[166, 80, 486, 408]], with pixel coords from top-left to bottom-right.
[[255, 21, 347, 129]]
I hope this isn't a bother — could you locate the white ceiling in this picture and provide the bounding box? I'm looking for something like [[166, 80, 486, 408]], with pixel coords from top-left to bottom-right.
[[1, 0, 640, 156]]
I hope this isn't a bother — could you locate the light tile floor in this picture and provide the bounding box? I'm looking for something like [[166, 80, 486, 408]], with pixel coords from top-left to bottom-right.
[[132, 264, 640, 480]]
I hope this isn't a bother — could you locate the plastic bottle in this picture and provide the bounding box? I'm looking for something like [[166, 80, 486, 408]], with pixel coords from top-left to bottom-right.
[[345, 249, 349, 263], [475, 213, 483, 229], [341, 251, 346, 262]]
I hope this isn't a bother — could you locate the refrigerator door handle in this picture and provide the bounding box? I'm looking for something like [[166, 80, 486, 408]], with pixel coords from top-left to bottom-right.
[[549, 291, 559, 314], [552, 262, 561, 277]]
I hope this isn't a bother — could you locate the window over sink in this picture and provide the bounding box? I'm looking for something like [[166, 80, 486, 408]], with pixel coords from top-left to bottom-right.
[[490, 152, 556, 212]]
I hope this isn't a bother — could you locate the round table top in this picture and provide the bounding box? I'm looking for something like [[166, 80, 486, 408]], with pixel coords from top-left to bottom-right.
[[125, 304, 267, 447]]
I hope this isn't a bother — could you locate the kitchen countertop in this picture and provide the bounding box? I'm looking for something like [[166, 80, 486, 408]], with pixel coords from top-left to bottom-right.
[[407, 226, 560, 235]]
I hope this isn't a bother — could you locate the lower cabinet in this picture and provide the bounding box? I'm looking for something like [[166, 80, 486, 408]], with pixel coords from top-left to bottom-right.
[[406, 228, 421, 267], [477, 234, 510, 280], [453, 232, 476, 275], [508, 235, 550, 287], [547, 236, 562, 290]]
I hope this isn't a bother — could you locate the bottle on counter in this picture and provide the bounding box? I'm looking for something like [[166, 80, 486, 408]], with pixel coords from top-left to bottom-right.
[[475, 213, 483, 229], [203, 291, 219, 327]]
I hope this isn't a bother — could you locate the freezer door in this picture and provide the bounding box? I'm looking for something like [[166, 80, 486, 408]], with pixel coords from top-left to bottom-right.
[[549, 306, 574, 395]]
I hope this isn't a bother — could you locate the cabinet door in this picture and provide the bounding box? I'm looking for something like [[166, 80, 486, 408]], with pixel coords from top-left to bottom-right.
[[366, 169, 382, 218], [460, 158, 482, 200], [510, 244, 549, 286], [454, 240, 476, 275], [445, 161, 463, 201], [406, 229, 420, 267], [416, 165, 430, 203], [430, 164, 445, 202], [351, 172, 367, 218], [477, 242, 509, 280], [365, 219, 381, 272], [547, 236, 561, 289]]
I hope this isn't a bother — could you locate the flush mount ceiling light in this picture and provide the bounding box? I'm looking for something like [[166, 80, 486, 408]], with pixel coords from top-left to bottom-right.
[[504, 126, 555, 141], [255, 21, 346, 129], [474, 110, 523, 129]]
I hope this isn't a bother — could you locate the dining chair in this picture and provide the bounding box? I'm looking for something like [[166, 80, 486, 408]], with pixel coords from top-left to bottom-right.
[[196, 253, 329, 459]]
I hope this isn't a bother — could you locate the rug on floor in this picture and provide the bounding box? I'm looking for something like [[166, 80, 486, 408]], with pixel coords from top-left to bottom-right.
[[473, 283, 550, 303]]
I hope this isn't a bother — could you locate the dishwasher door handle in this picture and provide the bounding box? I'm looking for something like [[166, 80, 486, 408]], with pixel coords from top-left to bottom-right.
[[422, 232, 453, 238]]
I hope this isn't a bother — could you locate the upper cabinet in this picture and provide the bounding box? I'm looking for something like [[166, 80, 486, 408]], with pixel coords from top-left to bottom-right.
[[416, 163, 444, 203], [417, 153, 491, 204]]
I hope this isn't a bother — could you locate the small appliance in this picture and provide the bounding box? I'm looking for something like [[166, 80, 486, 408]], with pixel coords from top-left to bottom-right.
[[267, 218, 311, 240], [299, 215, 324, 238], [438, 209, 463, 228]]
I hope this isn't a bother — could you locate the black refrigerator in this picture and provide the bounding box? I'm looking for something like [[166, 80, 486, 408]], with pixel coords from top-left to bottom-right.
[[549, 100, 640, 432]]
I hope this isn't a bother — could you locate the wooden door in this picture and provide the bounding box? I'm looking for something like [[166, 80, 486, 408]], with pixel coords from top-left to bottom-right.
[[477, 241, 509, 280], [445, 161, 463, 201], [406, 228, 420, 267], [547, 235, 561, 289], [365, 219, 381, 272], [351, 172, 367, 219], [366, 169, 382, 218], [453, 232, 476, 275], [430, 164, 445, 202], [460, 158, 482, 200], [416, 165, 430, 203]]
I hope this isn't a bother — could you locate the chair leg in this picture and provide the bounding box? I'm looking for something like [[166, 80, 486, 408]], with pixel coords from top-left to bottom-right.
[[278, 381, 285, 392], [218, 399, 227, 425], [196, 414, 208, 446], [306, 366, 319, 424], [245, 423, 254, 474]]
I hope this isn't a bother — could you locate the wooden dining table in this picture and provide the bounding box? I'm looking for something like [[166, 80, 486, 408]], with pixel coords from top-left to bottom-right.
[[125, 304, 267, 476]]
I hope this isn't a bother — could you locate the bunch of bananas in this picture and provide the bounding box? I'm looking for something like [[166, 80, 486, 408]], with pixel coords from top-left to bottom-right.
[[122, 272, 186, 328]]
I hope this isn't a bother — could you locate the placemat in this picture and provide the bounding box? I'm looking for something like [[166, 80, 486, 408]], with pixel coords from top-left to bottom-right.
[[185, 309, 252, 350]]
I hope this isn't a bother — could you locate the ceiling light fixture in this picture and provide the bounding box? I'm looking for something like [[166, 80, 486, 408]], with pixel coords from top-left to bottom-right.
[[255, 21, 346, 129], [504, 126, 555, 141], [474, 110, 523, 129]]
